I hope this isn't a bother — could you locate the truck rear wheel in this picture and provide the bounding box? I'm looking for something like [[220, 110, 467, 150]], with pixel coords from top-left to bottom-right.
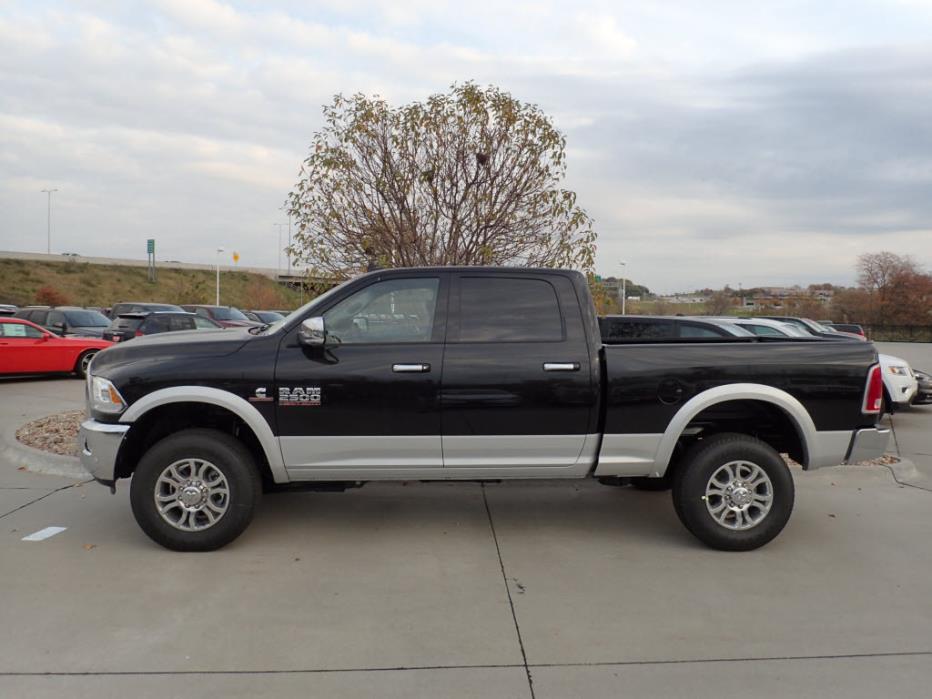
[[672, 433, 794, 551], [130, 429, 261, 551]]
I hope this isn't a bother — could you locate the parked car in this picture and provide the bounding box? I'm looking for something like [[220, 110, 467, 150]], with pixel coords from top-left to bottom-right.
[[15, 306, 111, 338], [825, 322, 866, 338], [108, 302, 184, 319], [80, 266, 887, 552], [599, 315, 755, 341], [715, 317, 810, 338], [0, 317, 111, 379], [103, 312, 223, 342], [912, 369, 932, 405], [879, 354, 918, 411], [181, 305, 260, 328], [0, 304, 18, 316], [761, 316, 864, 341], [243, 310, 286, 324]]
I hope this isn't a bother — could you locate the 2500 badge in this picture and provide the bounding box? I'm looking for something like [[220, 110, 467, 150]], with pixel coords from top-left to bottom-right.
[[278, 386, 322, 407]]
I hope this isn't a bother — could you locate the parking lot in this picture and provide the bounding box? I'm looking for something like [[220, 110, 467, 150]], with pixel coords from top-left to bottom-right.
[[1, 346, 931, 698]]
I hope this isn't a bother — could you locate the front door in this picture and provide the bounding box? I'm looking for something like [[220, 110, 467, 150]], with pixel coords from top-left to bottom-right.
[[441, 273, 597, 471], [274, 274, 448, 476]]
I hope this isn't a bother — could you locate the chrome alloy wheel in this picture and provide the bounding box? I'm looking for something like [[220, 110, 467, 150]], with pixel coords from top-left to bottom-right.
[[704, 460, 774, 531], [154, 459, 230, 532], [80, 351, 96, 375]]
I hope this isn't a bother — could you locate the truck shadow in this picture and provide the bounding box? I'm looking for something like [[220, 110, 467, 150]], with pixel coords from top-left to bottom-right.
[[251, 480, 691, 550]]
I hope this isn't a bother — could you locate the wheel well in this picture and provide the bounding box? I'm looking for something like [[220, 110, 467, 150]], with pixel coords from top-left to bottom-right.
[[674, 399, 805, 468], [74, 349, 96, 370], [115, 402, 274, 486]]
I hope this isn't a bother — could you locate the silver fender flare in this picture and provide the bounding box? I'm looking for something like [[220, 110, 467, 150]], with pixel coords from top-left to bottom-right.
[[120, 386, 289, 483], [653, 383, 816, 476]]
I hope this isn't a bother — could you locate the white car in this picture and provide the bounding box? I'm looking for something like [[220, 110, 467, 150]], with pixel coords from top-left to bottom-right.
[[729, 318, 810, 337], [879, 354, 918, 410]]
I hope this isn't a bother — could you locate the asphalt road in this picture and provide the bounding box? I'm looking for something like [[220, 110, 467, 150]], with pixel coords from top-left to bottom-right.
[[1, 371, 931, 698]]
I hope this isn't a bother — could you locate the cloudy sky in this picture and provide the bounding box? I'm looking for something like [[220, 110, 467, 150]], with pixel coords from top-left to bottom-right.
[[2, 0, 931, 292]]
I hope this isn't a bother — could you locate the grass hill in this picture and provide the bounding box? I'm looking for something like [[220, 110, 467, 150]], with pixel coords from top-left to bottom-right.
[[0, 258, 307, 310]]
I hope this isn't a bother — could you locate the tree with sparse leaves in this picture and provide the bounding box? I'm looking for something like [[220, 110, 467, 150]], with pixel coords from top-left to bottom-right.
[[287, 83, 597, 277]]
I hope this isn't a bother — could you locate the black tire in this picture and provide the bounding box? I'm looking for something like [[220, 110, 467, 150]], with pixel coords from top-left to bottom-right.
[[74, 350, 98, 379], [630, 475, 672, 491], [130, 428, 261, 551], [672, 433, 794, 551]]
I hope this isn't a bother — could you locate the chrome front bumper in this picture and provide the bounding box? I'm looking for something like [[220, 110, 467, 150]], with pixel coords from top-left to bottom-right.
[[845, 427, 891, 464], [79, 419, 129, 483]]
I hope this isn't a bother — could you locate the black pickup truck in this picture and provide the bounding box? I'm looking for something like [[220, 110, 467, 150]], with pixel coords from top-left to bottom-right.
[[79, 267, 889, 552]]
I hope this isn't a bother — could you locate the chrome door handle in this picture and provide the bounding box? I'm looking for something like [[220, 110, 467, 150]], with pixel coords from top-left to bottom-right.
[[393, 363, 431, 373], [543, 362, 580, 372]]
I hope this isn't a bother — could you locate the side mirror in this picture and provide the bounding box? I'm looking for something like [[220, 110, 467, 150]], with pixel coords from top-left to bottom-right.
[[298, 317, 326, 346], [40, 334, 51, 342]]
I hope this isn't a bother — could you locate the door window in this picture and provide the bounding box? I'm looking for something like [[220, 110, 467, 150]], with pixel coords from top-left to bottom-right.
[[2, 323, 43, 338], [457, 277, 563, 342], [601, 318, 675, 341], [30, 310, 49, 325], [678, 323, 728, 338], [170, 315, 196, 331], [323, 278, 440, 344]]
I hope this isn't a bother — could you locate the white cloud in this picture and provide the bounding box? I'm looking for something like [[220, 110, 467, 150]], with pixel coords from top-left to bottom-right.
[[1, 0, 931, 290]]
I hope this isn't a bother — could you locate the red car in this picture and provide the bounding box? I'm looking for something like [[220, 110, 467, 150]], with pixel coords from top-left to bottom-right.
[[0, 317, 112, 379]]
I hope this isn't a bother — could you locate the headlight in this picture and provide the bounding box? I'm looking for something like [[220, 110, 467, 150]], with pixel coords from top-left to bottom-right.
[[888, 365, 910, 376], [90, 375, 127, 414]]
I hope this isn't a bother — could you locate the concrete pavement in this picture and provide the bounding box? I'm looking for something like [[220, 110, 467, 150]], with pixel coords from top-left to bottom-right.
[[876, 342, 932, 485], [1, 376, 931, 698]]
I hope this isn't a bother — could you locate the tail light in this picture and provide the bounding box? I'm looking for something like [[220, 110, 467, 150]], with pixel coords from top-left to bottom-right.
[[135, 330, 144, 337], [862, 364, 883, 414]]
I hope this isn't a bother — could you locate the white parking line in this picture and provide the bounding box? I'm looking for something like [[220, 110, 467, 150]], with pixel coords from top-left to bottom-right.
[[21, 526, 67, 542]]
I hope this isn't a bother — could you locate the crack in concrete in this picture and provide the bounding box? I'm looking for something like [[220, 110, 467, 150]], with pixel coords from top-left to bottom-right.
[[0, 480, 91, 519], [1, 650, 930, 677], [482, 483, 535, 699]]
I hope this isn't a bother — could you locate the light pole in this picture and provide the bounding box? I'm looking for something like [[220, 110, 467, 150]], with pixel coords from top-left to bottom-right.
[[41, 188, 58, 254], [279, 205, 292, 276], [273, 223, 287, 276], [619, 260, 627, 315], [215, 247, 225, 305]]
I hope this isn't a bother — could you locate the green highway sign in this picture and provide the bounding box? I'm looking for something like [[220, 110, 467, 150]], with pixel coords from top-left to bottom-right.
[[147, 239, 155, 254]]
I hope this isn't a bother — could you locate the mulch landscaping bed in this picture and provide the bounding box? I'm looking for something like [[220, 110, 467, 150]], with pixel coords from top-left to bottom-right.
[[15, 410, 84, 457]]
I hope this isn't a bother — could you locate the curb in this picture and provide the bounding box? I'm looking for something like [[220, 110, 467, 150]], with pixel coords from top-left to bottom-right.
[[882, 457, 932, 492], [0, 426, 90, 480]]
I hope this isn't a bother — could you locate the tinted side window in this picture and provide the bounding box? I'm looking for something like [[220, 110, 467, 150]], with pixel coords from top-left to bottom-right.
[[678, 323, 728, 338], [170, 315, 195, 331], [601, 318, 674, 340], [145, 316, 171, 333], [47, 310, 65, 327], [458, 277, 562, 342], [31, 311, 49, 325], [745, 324, 782, 337]]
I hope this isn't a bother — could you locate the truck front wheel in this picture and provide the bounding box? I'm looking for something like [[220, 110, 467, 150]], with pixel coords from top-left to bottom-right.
[[130, 429, 262, 551], [672, 434, 794, 551]]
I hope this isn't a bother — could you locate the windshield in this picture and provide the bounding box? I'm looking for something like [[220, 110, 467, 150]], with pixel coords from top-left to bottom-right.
[[803, 318, 833, 333], [211, 307, 249, 321], [254, 311, 285, 323], [65, 310, 110, 327]]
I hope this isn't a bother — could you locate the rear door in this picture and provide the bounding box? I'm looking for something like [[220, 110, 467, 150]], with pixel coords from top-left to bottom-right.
[[274, 273, 448, 474], [441, 273, 597, 471]]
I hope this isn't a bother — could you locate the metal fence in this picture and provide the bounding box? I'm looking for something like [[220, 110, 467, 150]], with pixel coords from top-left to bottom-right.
[[863, 326, 932, 342]]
